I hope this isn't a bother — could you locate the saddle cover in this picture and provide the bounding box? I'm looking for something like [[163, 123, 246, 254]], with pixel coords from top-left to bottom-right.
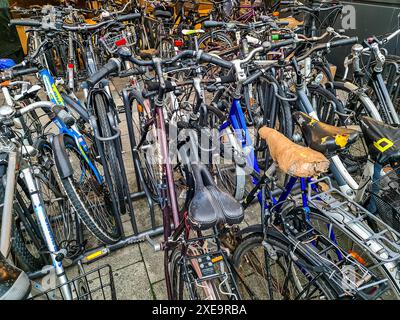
[[259, 126, 330, 178]]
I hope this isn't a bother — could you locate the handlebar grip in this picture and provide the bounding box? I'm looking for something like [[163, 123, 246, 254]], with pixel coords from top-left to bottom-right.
[[9, 19, 41, 27], [276, 21, 290, 26], [12, 67, 39, 78], [202, 21, 225, 28], [86, 58, 121, 88], [268, 38, 296, 50], [116, 13, 141, 22], [145, 80, 175, 92], [199, 52, 233, 69], [329, 37, 359, 49], [1, 67, 38, 81]]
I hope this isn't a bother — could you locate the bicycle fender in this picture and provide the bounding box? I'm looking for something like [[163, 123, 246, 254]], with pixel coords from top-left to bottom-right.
[[236, 224, 263, 238], [51, 134, 73, 179]]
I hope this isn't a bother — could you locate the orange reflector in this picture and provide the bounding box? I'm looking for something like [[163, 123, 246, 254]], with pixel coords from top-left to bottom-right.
[[249, 97, 254, 107], [0, 80, 10, 87], [211, 255, 223, 263], [272, 11, 279, 17], [348, 250, 366, 265], [137, 104, 143, 113]]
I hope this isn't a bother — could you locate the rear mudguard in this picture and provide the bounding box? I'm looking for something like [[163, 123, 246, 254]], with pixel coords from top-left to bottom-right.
[[236, 224, 263, 238], [51, 134, 73, 179]]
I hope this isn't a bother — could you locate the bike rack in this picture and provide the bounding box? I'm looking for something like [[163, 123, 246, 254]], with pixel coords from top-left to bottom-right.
[[65, 88, 163, 267]]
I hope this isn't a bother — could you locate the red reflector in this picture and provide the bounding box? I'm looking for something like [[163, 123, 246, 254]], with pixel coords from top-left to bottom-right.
[[68, 63, 74, 69], [174, 39, 184, 47], [115, 38, 127, 47]]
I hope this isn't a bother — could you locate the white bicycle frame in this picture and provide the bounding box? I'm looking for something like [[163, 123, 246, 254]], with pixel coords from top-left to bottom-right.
[[0, 101, 73, 300]]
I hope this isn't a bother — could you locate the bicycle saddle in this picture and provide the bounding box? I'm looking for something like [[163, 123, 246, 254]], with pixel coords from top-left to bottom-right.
[[182, 29, 205, 36], [0, 252, 31, 300], [153, 9, 173, 19], [259, 126, 330, 178], [293, 112, 359, 155], [359, 116, 400, 165], [188, 163, 243, 231], [138, 49, 159, 59]]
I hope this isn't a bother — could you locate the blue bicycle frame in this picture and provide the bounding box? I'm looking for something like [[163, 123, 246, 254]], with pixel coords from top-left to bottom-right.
[[219, 95, 343, 259], [38, 68, 103, 183]]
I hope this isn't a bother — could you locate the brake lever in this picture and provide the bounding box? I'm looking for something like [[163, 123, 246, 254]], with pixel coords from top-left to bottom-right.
[[343, 55, 354, 80]]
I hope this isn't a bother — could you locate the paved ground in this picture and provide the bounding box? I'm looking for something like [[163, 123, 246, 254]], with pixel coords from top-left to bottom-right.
[[34, 78, 260, 300]]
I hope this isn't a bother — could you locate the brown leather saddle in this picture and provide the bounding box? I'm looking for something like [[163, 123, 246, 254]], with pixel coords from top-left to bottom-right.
[[258, 126, 330, 178]]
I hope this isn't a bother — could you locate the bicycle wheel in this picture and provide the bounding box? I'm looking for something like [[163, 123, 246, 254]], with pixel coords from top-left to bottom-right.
[[129, 93, 160, 202], [332, 81, 382, 121], [1, 177, 46, 272], [233, 230, 338, 300], [37, 143, 81, 260], [93, 92, 126, 215], [307, 84, 346, 125], [198, 31, 234, 56], [169, 244, 240, 300], [59, 135, 120, 245], [370, 55, 400, 116]]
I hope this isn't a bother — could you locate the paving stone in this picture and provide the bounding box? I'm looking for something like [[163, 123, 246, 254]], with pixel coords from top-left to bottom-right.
[[139, 234, 165, 283], [113, 262, 153, 300], [152, 280, 168, 300]]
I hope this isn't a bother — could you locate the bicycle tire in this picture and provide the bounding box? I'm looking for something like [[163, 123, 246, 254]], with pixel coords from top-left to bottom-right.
[[59, 135, 120, 245], [93, 93, 126, 215], [233, 230, 338, 300]]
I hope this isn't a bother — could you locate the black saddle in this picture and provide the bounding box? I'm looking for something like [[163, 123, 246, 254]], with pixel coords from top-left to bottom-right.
[[359, 116, 400, 165], [294, 112, 359, 154], [188, 163, 243, 231], [154, 9, 173, 19]]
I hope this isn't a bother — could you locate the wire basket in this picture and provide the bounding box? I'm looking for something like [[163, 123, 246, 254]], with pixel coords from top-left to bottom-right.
[[29, 264, 116, 300], [369, 168, 400, 232], [100, 31, 135, 54]]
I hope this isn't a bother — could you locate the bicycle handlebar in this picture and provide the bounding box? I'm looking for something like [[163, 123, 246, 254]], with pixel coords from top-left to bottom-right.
[[10, 12, 141, 33], [296, 36, 358, 62], [329, 37, 359, 49], [0, 67, 39, 82], [85, 58, 121, 88], [116, 12, 142, 22], [9, 19, 41, 27]]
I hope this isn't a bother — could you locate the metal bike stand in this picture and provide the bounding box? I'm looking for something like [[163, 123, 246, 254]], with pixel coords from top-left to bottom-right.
[[66, 88, 163, 267]]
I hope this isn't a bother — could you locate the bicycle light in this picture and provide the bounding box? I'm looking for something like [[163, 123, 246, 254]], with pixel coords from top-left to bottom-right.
[[174, 39, 184, 47]]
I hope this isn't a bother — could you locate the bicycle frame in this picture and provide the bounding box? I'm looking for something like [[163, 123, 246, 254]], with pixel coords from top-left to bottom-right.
[[0, 136, 72, 300], [38, 68, 103, 183]]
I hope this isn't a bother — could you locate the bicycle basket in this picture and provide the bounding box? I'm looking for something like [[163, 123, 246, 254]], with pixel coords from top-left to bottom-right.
[[29, 264, 116, 300], [369, 168, 400, 232], [100, 31, 135, 54]]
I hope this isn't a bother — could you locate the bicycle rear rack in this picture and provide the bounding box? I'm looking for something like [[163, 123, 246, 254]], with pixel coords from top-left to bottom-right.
[[181, 237, 240, 300], [307, 177, 400, 264], [275, 214, 390, 300]]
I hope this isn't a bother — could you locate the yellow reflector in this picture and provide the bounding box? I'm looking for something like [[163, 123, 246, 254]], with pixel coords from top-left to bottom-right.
[[86, 250, 105, 261], [211, 255, 223, 263]]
